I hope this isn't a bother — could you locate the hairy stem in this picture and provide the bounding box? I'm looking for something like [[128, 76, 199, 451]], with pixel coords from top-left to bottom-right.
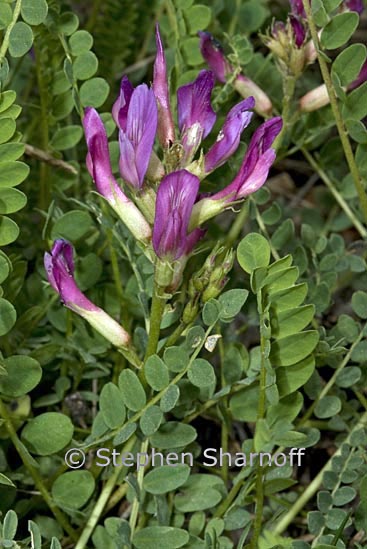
[[250, 292, 268, 549], [302, 0, 367, 223], [75, 436, 136, 549], [302, 148, 367, 239]]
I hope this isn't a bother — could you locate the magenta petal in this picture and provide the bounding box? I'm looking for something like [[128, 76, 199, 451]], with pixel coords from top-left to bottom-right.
[[204, 97, 255, 173], [119, 84, 158, 189], [344, 0, 364, 13], [348, 59, 367, 91], [290, 15, 306, 47], [177, 70, 216, 160], [83, 107, 128, 203], [198, 31, 230, 83], [153, 24, 175, 147], [44, 240, 98, 312], [177, 70, 216, 137], [290, 0, 306, 18], [212, 117, 282, 201], [112, 76, 134, 131], [153, 170, 201, 259], [119, 131, 140, 188]]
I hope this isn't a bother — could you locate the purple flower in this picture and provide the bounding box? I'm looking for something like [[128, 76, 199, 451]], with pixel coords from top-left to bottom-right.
[[119, 84, 158, 189], [211, 117, 283, 201], [290, 0, 306, 18], [204, 97, 255, 174], [153, 24, 175, 148], [348, 59, 367, 91], [289, 15, 307, 47], [153, 170, 204, 260], [44, 240, 130, 347], [177, 70, 216, 163], [198, 31, 230, 83], [83, 107, 126, 202], [112, 76, 134, 131], [198, 31, 273, 116], [343, 0, 364, 13], [300, 59, 367, 112], [83, 107, 151, 242]]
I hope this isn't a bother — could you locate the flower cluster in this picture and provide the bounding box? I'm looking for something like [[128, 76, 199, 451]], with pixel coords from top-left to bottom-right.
[[45, 25, 282, 346]]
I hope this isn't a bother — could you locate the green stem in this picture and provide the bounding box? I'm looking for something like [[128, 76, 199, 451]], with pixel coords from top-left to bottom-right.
[[144, 282, 166, 360], [129, 276, 167, 535], [302, 0, 367, 224], [34, 41, 50, 210], [129, 439, 149, 536], [302, 148, 367, 239], [0, 399, 77, 541], [161, 320, 189, 350], [254, 202, 280, 260], [273, 75, 296, 152], [219, 336, 229, 484], [250, 292, 268, 549], [299, 325, 365, 426], [85, 0, 103, 33], [225, 201, 250, 249], [75, 436, 136, 549], [0, 0, 22, 66], [273, 410, 367, 535]]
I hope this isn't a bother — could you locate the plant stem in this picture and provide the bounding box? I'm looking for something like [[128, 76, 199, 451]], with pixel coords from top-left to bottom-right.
[[0, 399, 77, 541], [75, 436, 136, 549], [273, 75, 296, 152], [129, 439, 149, 537], [273, 410, 367, 535], [0, 0, 22, 66], [299, 326, 365, 426], [144, 282, 166, 360], [302, 0, 367, 224], [34, 40, 50, 210], [225, 201, 250, 249], [250, 292, 268, 549], [302, 148, 367, 239]]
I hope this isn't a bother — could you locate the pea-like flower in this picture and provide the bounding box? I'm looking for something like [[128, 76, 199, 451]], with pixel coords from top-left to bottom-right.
[[83, 107, 151, 243], [204, 97, 255, 174], [44, 240, 130, 348], [153, 24, 175, 148], [153, 170, 204, 261], [177, 70, 216, 164], [118, 84, 158, 189], [300, 59, 367, 112], [190, 117, 283, 228], [198, 31, 273, 116]]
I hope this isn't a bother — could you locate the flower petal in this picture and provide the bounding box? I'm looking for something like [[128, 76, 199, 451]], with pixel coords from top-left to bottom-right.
[[153, 170, 201, 259], [112, 76, 134, 131], [290, 15, 306, 47], [119, 84, 158, 189], [198, 31, 230, 83], [290, 0, 306, 18], [153, 24, 175, 147], [44, 240, 98, 311], [204, 97, 255, 173], [212, 117, 282, 201], [83, 107, 124, 201], [177, 70, 216, 137]]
